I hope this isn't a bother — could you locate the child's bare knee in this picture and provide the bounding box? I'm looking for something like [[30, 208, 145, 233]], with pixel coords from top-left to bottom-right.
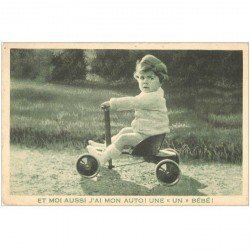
[[114, 134, 130, 149], [117, 134, 130, 144], [120, 127, 132, 134]]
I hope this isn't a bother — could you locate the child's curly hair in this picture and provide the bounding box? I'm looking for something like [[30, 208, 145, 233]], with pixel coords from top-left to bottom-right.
[[134, 55, 169, 83]]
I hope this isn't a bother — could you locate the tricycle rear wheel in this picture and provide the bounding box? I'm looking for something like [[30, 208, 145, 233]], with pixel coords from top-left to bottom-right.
[[156, 159, 181, 186]]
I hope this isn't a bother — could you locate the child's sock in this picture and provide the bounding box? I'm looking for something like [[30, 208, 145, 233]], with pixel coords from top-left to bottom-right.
[[102, 145, 121, 164], [87, 145, 121, 166], [88, 140, 106, 148], [86, 145, 102, 163]]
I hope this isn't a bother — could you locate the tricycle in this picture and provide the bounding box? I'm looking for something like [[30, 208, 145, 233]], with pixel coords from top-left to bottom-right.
[[76, 106, 181, 186]]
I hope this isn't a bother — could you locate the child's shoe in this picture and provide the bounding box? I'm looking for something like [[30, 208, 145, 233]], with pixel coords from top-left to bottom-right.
[[88, 140, 106, 149], [87, 144, 121, 167]]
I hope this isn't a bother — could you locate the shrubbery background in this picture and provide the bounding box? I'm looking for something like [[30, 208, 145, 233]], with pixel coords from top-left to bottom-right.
[[10, 49, 243, 163], [10, 49, 242, 86]]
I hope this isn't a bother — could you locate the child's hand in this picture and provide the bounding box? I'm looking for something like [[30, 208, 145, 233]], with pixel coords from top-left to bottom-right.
[[101, 101, 110, 109]]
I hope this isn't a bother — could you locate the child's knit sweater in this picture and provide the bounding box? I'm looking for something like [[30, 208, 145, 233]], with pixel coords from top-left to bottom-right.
[[110, 88, 170, 136]]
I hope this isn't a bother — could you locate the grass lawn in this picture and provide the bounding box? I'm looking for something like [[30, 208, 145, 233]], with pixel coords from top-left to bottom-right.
[[10, 79, 242, 163]]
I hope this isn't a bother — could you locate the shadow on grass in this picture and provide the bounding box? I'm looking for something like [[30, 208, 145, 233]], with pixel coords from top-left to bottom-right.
[[80, 167, 207, 196]]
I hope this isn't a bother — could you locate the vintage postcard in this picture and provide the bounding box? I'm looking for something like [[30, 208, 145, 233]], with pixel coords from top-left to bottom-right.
[[1, 43, 249, 206]]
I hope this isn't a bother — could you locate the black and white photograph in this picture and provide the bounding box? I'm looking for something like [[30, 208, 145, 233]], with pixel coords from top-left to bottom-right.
[[1, 1, 250, 250], [2, 43, 248, 205]]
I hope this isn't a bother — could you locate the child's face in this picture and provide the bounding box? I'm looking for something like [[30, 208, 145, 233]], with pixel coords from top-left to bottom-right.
[[135, 71, 161, 93]]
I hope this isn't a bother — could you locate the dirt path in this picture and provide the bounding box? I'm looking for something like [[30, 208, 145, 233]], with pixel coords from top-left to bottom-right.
[[9, 145, 242, 196]]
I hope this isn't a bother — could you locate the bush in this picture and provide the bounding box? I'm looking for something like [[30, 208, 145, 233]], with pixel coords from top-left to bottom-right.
[[10, 49, 40, 79], [50, 50, 87, 81], [91, 50, 243, 89], [10, 49, 87, 82], [91, 50, 132, 80]]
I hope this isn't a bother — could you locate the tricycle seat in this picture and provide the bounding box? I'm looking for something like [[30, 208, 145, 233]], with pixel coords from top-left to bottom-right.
[[129, 133, 166, 157]]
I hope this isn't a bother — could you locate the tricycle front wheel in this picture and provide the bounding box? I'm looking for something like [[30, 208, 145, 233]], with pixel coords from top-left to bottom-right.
[[76, 154, 100, 178]]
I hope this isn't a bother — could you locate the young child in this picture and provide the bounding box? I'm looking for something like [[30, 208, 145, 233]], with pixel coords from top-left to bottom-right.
[[87, 55, 170, 166]]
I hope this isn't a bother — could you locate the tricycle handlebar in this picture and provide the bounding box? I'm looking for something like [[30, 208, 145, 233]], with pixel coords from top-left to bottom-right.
[[101, 105, 110, 110]]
